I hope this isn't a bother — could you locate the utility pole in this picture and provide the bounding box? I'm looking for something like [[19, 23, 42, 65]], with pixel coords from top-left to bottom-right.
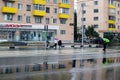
[[44, 25, 48, 49], [81, 3, 85, 47]]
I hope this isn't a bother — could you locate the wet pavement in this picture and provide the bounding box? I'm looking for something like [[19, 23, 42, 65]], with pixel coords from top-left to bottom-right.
[[0, 47, 120, 80]]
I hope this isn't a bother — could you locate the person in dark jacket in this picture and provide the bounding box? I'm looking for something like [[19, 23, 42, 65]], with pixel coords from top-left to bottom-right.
[[58, 40, 62, 49], [103, 41, 107, 51]]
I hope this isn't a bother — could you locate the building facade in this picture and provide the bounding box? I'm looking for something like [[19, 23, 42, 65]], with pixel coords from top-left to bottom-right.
[[0, 0, 74, 43], [77, 0, 120, 37]]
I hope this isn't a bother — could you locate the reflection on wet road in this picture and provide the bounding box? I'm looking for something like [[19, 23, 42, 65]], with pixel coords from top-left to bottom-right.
[[0, 47, 120, 80]]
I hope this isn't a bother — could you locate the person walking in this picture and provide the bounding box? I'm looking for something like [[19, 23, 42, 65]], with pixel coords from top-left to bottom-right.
[[53, 39, 58, 49], [58, 40, 62, 49], [103, 41, 107, 51]]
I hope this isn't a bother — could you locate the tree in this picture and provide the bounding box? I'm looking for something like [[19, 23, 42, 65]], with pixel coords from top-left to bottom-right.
[[74, 10, 78, 41], [85, 25, 99, 39]]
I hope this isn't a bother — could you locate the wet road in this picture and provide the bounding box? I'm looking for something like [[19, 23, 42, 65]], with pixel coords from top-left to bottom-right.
[[0, 47, 120, 80]]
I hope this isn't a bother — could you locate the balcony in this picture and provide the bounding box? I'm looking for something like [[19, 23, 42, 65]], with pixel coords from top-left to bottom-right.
[[2, 7, 17, 14], [33, 0, 46, 5], [58, 3, 70, 8], [3, 0, 16, 2], [108, 4, 115, 9], [59, 13, 70, 19], [108, 20, 115, 24], [108, 28, 115, 31], [33, 10, 46, 16]]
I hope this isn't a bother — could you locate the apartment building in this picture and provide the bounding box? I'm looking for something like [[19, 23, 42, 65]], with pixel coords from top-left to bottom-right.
[[0, 0, 74, 43], [77, 0, 120, 37]]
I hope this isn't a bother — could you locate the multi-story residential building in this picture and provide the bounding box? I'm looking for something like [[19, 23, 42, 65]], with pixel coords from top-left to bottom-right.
[[0, 0, 74, 43], [77, 0, 120, 37]]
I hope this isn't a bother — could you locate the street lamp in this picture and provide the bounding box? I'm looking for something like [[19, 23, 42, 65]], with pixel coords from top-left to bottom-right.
[[81, 2, 86, 47], [44, 25, 48, 49]]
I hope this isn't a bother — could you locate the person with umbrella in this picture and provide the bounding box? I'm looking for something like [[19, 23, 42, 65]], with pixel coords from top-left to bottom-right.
[[102, 38, 110, 51]]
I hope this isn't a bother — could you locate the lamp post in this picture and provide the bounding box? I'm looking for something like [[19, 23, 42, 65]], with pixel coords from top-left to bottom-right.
[[44, 25, 48, 49], [81, 2, 85, 47]]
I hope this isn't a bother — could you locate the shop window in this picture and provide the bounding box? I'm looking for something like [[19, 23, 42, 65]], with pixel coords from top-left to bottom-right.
[[34, 32, 36, 37], [25, 65, 29, 72], [16, 67, 21, 73], [33, 64, 41, 71], [58, 64, 66, 69], [5, 67, 13, 74]]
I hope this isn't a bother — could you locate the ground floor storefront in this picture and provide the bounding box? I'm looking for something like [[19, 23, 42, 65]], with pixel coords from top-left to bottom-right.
[[0, 23, 57, 42]]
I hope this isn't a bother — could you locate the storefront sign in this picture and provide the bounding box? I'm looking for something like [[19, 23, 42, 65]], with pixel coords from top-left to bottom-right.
[[0, 23, 32, 28]]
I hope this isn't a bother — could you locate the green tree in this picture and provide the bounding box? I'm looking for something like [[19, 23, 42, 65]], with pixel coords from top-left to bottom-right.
[[85, 25, 99, 39], [74, 10, 78, 41]]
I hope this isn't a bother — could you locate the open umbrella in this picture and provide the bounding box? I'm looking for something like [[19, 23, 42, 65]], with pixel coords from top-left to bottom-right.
[[103, 38, 110, 43]]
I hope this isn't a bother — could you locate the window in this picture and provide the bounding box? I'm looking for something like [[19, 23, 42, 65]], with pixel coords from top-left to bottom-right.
[[81, 18, 86, 21], [94, 1, 98, 5], [94, 9, 99, 13], [109, 24, 115, 28], [16, 67, 21, 73], [26, 16, 31, 23], [46, 7, 50, 13], [35, 16, 42, 23], [17, 15, 22, 21], [109, 0, 113, 4], [82, 10, 86, 14], [26, 5, 31, 11], [94, 17, 99, 21], [4, 67, 12, 74], [60, 19, 67, 24], [34, 4, 45, 10], [33, 64, 41, 71], [46, 0, 50, 2], [5, 2, 13, 7], [53, 18, 57, 24], [18, 3, 22, 10], [94, 24, 99, 28], [53, 8, 57, 13], [109, 16, 115, 20], [46, 18, 49, 24], [62, 0, 69, 4], [53, 0, 57, 3], [4, 14, 13, 21], [60, 30, 66, 35], [25, 65, 29, 72], [59, 8, 69, 14]]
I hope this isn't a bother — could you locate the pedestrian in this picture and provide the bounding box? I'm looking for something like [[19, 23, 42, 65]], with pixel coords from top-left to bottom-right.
[[53, 39, 58, 49], [103, 41, 107, 51], [46, 40, 50, 48], [58, 40, 62, 49]]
